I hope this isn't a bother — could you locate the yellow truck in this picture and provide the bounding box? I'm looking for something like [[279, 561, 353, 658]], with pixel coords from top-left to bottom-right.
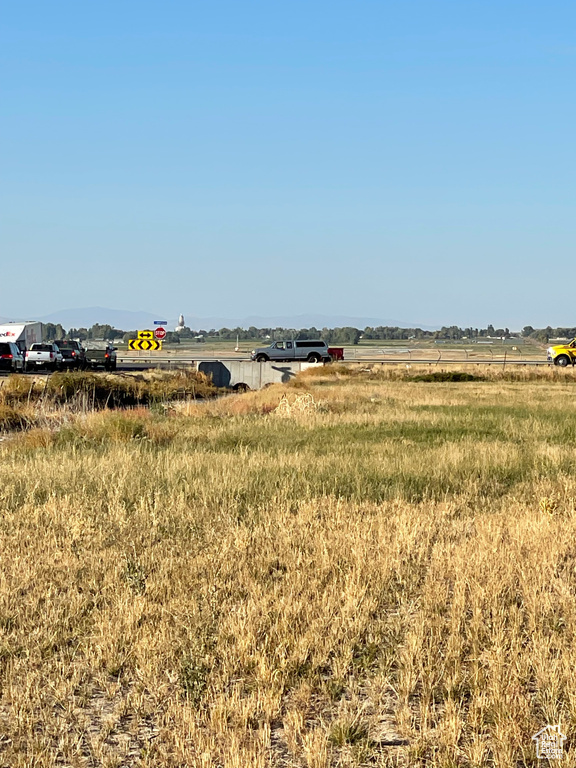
[[547, 340, 576, 366]]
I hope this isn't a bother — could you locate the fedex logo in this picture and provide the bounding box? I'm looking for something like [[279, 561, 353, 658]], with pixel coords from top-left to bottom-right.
[[0, 332, 15, 337]]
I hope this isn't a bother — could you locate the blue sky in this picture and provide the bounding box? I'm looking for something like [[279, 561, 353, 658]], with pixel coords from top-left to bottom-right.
[[2, 1, 574, 328]]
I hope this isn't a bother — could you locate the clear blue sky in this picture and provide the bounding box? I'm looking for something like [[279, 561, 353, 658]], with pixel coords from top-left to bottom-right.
[[2, 1, 574, 328]]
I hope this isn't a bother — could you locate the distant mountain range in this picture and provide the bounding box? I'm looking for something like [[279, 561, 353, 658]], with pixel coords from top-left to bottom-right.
[[2, 307, 434, 331]]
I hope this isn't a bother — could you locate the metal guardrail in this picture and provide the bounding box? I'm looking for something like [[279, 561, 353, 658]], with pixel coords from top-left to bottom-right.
[[116, 356, 552, 367]]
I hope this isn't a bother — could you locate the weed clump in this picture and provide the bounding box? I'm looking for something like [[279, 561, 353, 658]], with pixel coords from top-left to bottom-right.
[[180, 656, 210, 705], [411, 371, 483, 382], [329, 718, 369, 747], [122, 554, 147, 595], [0, 404, 28, 431]]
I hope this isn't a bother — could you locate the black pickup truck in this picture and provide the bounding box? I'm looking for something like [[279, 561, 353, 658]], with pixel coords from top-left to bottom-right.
[[54, 340, 86, 369]]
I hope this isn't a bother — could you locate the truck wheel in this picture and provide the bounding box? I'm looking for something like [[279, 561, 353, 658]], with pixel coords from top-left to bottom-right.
[[256, 354, 269, 362], [307, 353, 322, 363], [555, 355, 571, 367]]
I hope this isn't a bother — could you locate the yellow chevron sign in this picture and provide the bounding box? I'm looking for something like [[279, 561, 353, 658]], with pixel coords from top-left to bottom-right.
[[129, 339, 162, 351], [137, 330, 155, 340]]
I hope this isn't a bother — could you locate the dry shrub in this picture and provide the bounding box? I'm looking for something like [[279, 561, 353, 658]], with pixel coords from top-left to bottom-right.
[[298, 363, 355, 380], [14, 427, 54, 449], [178, 387, 285, 418], [274, 393, 320, 417], [48, 369, 217, 407], [0, 374, 38, 403], [56, 408, 180, 445], [0, 370, 218, 414], [0, 404, 27, 431], [0, 371, 221, 438]]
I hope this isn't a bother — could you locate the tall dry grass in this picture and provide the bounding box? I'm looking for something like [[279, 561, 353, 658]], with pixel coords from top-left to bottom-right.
[[1, 371, 576, 765]]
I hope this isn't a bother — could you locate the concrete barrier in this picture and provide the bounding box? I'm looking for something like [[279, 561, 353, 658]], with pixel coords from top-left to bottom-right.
[[198, 360, 321, 390]]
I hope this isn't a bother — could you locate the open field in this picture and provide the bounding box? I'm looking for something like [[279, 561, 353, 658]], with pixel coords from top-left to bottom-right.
[[1, 367, 576, 765], [115, 337, 548, 365]]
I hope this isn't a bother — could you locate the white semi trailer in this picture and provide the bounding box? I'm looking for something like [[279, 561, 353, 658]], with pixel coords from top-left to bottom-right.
[[0, 322, 43, 352]]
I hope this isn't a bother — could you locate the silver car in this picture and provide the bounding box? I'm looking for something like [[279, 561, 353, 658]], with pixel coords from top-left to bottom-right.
[[251, 339, 329, 363]]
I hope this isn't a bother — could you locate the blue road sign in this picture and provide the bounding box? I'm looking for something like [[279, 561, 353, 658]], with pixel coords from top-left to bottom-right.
[[154, 321, 168, 325]]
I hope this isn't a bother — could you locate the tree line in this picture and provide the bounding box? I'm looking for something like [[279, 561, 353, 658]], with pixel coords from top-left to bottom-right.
[[521, 326, 576, 343], [41, 322, 572, 345]]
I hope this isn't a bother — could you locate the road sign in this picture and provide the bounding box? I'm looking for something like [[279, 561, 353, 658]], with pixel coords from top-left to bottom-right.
[[154, 320, 168, 325], [154, 327, 167, 340], [137, 330, 154, 340], [129, 339, 163, 351]]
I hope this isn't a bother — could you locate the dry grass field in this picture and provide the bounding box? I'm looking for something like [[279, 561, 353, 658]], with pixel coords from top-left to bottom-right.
[[1, 366, 576, 766]]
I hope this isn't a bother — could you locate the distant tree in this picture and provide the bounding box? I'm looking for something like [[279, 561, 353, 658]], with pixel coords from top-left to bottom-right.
[[296, 327, 320, 340], [88, 323, 124, 340], [321, 326, 361, 345], [43, 323, 56, 341]]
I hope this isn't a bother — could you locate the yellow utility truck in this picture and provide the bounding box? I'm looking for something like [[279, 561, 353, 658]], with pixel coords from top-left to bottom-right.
[[547, 340, 576, 366]]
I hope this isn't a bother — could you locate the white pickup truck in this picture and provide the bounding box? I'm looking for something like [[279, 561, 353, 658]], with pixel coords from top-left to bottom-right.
[[25, 343, 63, 371]]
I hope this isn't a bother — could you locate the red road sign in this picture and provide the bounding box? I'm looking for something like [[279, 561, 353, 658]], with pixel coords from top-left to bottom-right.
[[154, 327, 167, 340]]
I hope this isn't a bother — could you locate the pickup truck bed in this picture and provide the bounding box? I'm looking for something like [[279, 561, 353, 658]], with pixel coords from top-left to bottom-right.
[[84, 346, 117, 371]]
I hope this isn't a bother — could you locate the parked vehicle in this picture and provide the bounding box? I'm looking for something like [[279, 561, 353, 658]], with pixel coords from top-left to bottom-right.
[[54, 340, 86, 369], [548, 340, 576, 367], [0, 342, 25, 373], [84, 344, 117, 371], [25, 343, 63, 371], [0, 322, 43, 354], [250, 339, 331, 363]]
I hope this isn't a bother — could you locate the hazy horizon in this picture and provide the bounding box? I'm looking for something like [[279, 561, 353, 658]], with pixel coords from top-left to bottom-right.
[[0, 305, 565, 334]]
